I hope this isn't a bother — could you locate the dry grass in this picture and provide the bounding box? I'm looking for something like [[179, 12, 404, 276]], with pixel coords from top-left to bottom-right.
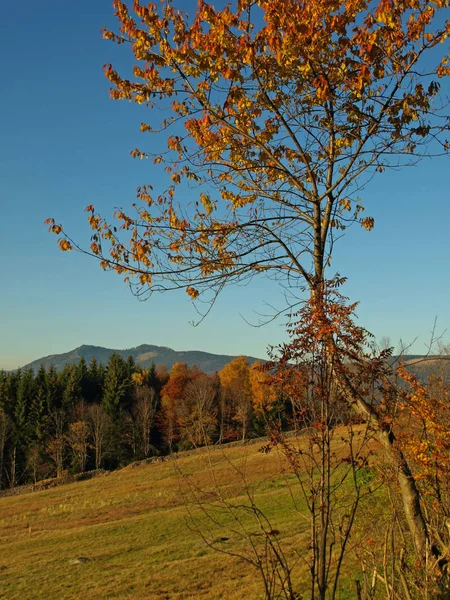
[[0, 428, 377, 599]]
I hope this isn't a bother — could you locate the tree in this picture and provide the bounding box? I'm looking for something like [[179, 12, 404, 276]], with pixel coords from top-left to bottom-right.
[[86, 357, 104, 404], [219, 356, 253, 440], [67, 402, 90, 473], [31, 364, 51, 441], [27, 443, 46, 486], [77, 356, 90, 403], [160, 362, 200, 448], [48, 0, 450, 565], [0, 410, 10, 490], [268, 284, 383, 600], [11, 368, 35, 486], [178, 374, 218, 447], [132, 384, 158, 458], [87, 403, 112, 470], [46, 410, 67, 478], [250, 361, 277, 413], [15, 368, 34, 442], [392, 369, 450, 595], [46, 434, 66, 479], [46, 364, 62, 413], [62, 365, 82, 410], [102, 354, 133, 419], [48, 0, 450, 303]]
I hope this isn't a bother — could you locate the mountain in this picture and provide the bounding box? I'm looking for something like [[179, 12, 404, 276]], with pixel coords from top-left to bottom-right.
[[402, 355, 450, 381], [20, 344, 264, 373], [17, 345, 450, 380]]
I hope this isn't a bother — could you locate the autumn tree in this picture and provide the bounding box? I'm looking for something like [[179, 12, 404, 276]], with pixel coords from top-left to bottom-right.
[[160, 362, 201, 448], [27, 444, 44, 486], [46, 435, 66, 479], [132, 380, 158, 458], [219, 356, 253, 440], [46, 410, 67, 478], [178, 374, 219, 447], [249, 360, 282, 434], [48, 0, 450, 565], [267, 280, 386, 600], [67, 402, 90, 473], [392, 369, 450, 594], [87, 403, 112, 470]]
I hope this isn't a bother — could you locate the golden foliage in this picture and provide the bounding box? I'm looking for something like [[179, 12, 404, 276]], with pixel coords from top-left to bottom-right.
[[47, 0, 450, 304]]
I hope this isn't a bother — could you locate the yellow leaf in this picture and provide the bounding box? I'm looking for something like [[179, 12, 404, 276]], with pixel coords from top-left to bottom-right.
[[58, 239, 72, 252], [186, 286, 199, 299]]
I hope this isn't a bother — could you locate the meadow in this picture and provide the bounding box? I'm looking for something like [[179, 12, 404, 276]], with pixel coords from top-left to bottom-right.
[[0, 429, 378, 600]]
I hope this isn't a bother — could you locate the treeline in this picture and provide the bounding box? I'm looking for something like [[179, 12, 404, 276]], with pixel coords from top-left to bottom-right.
[[0, 355, 279, 489]]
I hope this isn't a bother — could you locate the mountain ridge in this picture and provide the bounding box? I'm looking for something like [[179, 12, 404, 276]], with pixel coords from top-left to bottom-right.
[[19, 343, 264, 374], [15, 346, 450, 379]]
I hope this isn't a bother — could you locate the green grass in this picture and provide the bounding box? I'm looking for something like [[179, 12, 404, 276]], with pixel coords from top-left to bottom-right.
[[0, 430, 379, 599]]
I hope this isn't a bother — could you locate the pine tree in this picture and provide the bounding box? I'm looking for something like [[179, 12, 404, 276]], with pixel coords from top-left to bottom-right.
[[11, 368, 35, 486], [0, 371, 7, 412], [15, 368, 35, 443], [0, 407, 10, 490], [126, 355, 136, 378], [31, 365, 48, 441], [86, 357, 104, 404], [77, 356, 89, 402], [0, 370, 19, 417], [102, 355, 134, 467], [62, 365, 82, 410], [46, 364, 61, 413], [102, 354, 133, 420]]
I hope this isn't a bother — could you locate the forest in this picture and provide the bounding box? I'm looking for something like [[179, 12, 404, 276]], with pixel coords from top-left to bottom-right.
[[0, 354, 277, 489]]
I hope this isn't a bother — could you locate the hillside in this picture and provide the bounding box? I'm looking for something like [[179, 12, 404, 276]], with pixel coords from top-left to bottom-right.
[[0, 429, 372, 600], [402, 354, 450, 381], [20, 344, 263, 373]]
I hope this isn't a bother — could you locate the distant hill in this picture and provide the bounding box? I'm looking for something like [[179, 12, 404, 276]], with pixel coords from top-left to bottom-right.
[[20, 344, 263, 374], [401, 354, 450, 381], [374, 354, 450, 383], [17, 346, 450, 380]]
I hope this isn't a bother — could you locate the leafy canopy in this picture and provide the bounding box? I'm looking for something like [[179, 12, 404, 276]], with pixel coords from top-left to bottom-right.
[[48, 0, 450, 310]]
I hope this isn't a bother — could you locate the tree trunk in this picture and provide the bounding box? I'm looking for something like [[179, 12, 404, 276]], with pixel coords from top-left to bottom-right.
[[10, 446, 16, 489], [0, 446, 3, 491], [95, 436, 101, 470], [378, 425, 428, 557], [335, 354, 430, 559], [219, 390, 225, 444], [0, 414, 7, 491]]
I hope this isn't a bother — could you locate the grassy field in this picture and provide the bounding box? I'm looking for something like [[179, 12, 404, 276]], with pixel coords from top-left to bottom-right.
[[0, 430, 378, 600]]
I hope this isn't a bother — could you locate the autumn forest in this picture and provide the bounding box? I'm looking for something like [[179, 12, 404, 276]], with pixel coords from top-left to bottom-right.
[[0, 354, 276, 488]]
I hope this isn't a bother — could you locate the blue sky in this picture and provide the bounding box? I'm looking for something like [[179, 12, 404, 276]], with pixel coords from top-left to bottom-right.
[[1, 0, 449, 370]]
